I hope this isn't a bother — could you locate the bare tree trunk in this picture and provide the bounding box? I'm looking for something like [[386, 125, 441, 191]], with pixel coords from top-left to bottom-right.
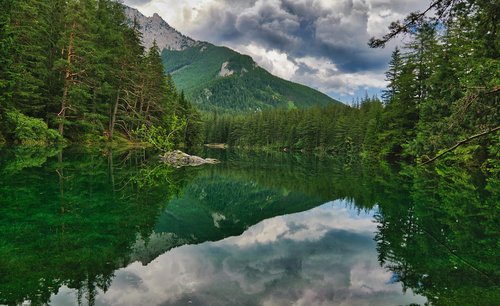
[[109, 89, 120, 140], [139, 83, 145, 115], [57, 151, 66, 239], [108, 148, 116, 195], [145, 100, 151, 117], [59, 23, 75, 136]]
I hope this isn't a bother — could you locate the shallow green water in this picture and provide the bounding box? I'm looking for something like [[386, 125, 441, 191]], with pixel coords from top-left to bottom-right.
[[0, 147, 498, 305]]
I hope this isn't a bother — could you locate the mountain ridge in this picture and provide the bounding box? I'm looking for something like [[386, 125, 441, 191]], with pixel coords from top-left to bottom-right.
[[124, 6, 198, 51], [124, 6, 342, 112]]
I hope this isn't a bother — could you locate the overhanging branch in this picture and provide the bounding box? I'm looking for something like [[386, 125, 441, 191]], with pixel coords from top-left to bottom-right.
[[421, 126, 500, 165]]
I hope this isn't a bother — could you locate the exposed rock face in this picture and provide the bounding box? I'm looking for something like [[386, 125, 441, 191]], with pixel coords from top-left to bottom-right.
[[218, 61, 234, 77], [124, 6, 198, 51], [159, 150, 219, 167]]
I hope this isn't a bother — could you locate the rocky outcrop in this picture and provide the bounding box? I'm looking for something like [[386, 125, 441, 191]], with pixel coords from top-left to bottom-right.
[[159, 150, 219, 167], [218, 61, 234, 77], [124, 6, 198, 51]]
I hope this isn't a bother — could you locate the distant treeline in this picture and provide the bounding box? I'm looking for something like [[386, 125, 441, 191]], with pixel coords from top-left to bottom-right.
[[0, 0, 201, 147], [204, 97, 382, 156], [206, 0, 499, 165]]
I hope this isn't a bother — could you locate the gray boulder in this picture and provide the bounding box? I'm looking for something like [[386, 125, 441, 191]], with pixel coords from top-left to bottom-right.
[[159, 150, 219, 167]]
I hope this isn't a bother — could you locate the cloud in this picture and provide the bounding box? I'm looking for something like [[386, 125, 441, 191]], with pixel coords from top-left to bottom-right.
[[122, 0, 153, 5], [50, 201, 427, 306], [292, 59, 388, 96], [124, 0, 429, 101], [237, 43, 299, 80], [182, 0, 398, 71]]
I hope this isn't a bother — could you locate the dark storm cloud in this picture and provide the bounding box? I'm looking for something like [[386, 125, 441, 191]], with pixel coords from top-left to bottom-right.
[[189, 0, 393, 73], [125, 0, 428, 98]]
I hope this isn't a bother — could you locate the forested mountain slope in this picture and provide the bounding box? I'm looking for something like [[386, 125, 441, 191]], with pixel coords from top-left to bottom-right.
[[163, 43, 340, 112], [125, 7, 341, 113]]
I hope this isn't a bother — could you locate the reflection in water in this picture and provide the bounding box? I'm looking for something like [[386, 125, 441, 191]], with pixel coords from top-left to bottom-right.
[[0, 146, 182, 306], [130, 174, 327, 264], [373, 165, 500, 305], [53, 201, 425, 306], [0, 147, 498, 305]]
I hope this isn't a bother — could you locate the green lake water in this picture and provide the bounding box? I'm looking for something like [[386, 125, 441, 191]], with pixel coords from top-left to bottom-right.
[[0, 147, 498, 305]]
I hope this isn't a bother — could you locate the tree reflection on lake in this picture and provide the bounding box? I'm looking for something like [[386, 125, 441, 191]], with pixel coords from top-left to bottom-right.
[[0, 147, 498, 305]]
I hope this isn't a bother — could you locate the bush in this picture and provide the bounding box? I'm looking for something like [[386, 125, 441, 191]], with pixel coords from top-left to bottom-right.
[[134, 115, 186, 152], [5, 110, 63, 145]]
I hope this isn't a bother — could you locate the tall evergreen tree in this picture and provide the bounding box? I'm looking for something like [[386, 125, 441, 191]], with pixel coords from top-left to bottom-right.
[[0, 0, 13, 114], [7, 0, 52, 117], [382, 47, 403, 104], [55, 0, 96, 136]]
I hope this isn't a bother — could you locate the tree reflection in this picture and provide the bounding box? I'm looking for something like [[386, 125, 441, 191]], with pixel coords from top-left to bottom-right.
[[0, 147, 191, 305], [0, 148, 498, 305], [373, 164, 500, 305]]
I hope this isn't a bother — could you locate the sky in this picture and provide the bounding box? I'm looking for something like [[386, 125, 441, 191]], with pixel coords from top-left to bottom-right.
[[123, 0, 428, 103]]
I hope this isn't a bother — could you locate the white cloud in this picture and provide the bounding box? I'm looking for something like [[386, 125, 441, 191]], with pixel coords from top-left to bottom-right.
[[125, 0, 216, 30], [291, 55, 387, 96], [225, 201, 376, 247], [237, 43, 299, 79]]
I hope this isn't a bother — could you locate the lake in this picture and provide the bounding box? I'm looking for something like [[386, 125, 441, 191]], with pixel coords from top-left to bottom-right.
[[0, 147, 498, 305]]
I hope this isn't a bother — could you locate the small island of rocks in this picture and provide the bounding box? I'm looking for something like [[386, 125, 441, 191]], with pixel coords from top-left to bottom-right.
[[159, 150, 219, 168]]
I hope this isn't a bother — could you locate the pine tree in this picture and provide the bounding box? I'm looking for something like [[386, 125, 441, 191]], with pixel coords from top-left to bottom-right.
[[55, 0, 96, 136], [109, 16, 144, 139], [382, 47, 403, 104], [143, 40, 167, 122], [0, 0, 13, 113], [7, 0, 53, 117]]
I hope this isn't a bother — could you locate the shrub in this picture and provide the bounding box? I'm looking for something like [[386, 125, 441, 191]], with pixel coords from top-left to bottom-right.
[[134, 115, 186, 151], [5, 110, 63, 145]]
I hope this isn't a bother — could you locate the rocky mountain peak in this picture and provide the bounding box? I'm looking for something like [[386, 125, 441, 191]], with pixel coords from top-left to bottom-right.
[[124, 6, 198, 51]]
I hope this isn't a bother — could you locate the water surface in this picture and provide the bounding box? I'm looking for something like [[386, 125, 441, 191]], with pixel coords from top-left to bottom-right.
[[0, 147, 498, 305]]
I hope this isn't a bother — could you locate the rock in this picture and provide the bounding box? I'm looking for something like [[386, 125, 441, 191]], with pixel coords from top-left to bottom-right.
[[204, 143, 227, 149], [219, 61, 234, 77], [124, 6, 198, 51], [159, 150, 219, 167]]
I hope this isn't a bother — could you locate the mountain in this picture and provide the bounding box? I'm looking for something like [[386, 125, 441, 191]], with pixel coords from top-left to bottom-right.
[[124, 6, 341, 113], [124, 6, 197, 51]]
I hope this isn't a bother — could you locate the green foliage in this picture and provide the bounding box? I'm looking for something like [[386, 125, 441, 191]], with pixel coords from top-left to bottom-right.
[[4, 110, 62, 145], [2, 146, 62, 174], [372, 0, 499, 164], [0, 0, 203, 149], [134, 115, 187, 152], [204, 96, 382, 158]]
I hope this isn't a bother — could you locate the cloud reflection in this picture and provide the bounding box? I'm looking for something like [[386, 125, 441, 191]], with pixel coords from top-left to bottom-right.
[[51, 200, 426, 306]]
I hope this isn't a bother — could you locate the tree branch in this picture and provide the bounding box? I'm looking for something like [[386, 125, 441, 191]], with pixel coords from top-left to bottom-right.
[[57, 105, 75, 116], [421, 126, 500, 165], [368, 0, 452, 48]]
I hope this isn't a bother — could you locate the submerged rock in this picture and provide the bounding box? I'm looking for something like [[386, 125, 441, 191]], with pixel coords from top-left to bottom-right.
[[159, 150, 219, 167]]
